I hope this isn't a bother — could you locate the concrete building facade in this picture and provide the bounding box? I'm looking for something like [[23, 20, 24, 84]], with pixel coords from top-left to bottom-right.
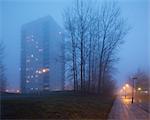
[[21, 16, 65, 93]]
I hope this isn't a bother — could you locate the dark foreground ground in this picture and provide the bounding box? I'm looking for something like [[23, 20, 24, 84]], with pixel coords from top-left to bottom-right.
[[1, 91, 115, 119]]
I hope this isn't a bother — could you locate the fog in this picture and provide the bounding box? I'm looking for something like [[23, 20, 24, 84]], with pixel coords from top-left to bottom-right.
[[0, 0, 149, 90]]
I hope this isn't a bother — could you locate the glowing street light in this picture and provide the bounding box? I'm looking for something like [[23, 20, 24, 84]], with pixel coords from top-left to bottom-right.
[[138, 87, 141, 91], [125, 84, 129, 87], [123, 86, 126, 98], [122, 84, 129, 99]]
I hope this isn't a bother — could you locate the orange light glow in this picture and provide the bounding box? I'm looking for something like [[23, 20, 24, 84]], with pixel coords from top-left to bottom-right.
[[125, 84, 129, 87], [138, 87, 141, 91]]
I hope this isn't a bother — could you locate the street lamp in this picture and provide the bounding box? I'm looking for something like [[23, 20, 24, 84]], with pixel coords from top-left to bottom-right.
[[138, 87, 141, 91], [122, 84, 129, 99], [137, 87, 141, 96], [125, 84, 129, 98], [125, 84, 129, 87], [123, 86, 126, 98], [131, 77, 137, 104]]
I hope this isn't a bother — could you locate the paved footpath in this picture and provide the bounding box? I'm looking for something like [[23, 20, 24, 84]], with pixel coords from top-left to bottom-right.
[[108, 97, 150, 120]]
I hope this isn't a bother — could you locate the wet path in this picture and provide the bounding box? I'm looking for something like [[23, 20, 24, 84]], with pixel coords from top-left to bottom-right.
[[108, 97, 150, 120]]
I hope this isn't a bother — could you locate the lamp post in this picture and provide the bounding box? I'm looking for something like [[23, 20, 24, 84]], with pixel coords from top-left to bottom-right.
[[125, 84, 129, 98], [131, 77, 137, 104], [123, 84, 129, 99], [125, 84, 129, 88], [123, 86, 126, 99]]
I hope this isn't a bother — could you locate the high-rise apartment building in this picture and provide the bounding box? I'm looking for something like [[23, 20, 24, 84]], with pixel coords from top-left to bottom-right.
[[21, 16, 65, 93]]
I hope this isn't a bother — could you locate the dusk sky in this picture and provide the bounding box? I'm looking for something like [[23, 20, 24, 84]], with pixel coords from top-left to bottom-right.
[[0, 0, 149, 90]]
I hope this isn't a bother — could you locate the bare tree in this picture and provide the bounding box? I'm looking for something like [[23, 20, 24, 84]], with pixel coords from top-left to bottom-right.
[[127, 69, 149, 103], [134, 69, 149, 92], [97, 2, 128, 94], [64, 0, 93, 93], [64, 8, 77, 91], [64, 0, 128, 94]]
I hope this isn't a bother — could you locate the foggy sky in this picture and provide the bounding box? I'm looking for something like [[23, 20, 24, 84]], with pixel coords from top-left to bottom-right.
[[0, 0, 149, 90]]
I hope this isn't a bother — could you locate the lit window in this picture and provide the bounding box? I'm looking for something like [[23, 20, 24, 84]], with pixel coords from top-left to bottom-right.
[[42, 68, 49, 73], [39, 49, 43, 52], [42, 69, 46, 73], [31, 75, 34, 78], [38, 68, 49, 74], [30, 88, 33, 90], [38, 70, 42, 74], [59, 32, 62, 35], [31, 54, 34, 58], [36, 70, 39, 73], [26, 80, 30, 83]]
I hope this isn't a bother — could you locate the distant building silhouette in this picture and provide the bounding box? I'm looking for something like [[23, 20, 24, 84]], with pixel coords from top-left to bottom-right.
[[21, 16, 65, 93]]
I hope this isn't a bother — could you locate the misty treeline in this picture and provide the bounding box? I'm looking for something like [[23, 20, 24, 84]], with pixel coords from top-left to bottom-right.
[[127, 69, 149, 92], [64, 0, 128, 94], [0, 41, 6, 92]]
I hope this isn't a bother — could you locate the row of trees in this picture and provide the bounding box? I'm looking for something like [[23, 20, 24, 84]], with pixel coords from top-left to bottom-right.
[[0, 40, 7, 92], [127, 69, 149, 92], [64, 0, 128, 94]]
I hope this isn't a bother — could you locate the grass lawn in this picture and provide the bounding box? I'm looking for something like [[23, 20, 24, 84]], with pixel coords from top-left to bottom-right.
[[1, 91, 115, 119]]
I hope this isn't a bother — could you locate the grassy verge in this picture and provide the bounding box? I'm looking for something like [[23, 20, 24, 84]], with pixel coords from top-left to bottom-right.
[[1, 91, 115, 119]]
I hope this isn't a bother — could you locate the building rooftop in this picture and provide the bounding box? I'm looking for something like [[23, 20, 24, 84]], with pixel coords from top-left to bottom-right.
[[22, 15, 63, 32]]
